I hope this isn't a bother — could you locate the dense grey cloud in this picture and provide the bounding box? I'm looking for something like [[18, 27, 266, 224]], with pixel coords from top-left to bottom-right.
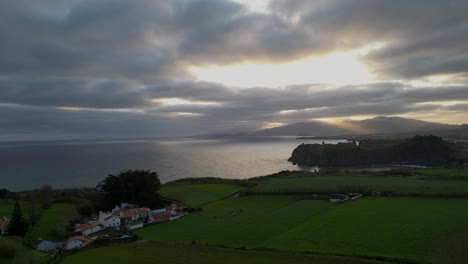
[[2, 79, 468, 140], [2, 0, 468, 78], [1, 0, 468, 140], [270, 0, 468, 79], [0, 76, 145, 108]]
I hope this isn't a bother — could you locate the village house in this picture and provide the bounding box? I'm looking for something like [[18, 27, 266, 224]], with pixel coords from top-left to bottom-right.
[[128, 220, 144, 230], [0, 218, 10, 235], [148, 212, 173, 224], [165, 203, 188, 215], [98, 212, 121, 228], [75, 222, 101, 236], [98, 203, 150, 230], [148, 203, 189, 224], [65, 236, 93, 250], [36, 240, 64, 252]]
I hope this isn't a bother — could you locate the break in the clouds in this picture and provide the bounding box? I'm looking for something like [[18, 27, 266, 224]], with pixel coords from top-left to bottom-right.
[[1, 0, 467, 140]]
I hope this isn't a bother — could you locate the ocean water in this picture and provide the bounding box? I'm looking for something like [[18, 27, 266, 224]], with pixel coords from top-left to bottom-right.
[[0, 137, 345, 191]]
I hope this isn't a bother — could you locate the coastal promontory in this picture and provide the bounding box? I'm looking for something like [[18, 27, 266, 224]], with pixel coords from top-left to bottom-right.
[[288, 135, 460, 167]]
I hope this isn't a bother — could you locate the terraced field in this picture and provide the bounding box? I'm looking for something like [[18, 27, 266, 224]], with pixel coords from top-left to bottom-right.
[[161, 183, 244, 207]]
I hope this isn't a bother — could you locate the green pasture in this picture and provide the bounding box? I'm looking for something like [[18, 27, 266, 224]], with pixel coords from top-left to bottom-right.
[[26, 203, 77, 241], [61, 241, 388, 264], [135, 195, 333, 247], [0, 200, 13, 219], [0, 199, 39, 220], [262, 197, 468, 262], [161, 183, 244, 207], [250, 175, 468, 196], [0, 237, 51, 264], [417, 167, 468, 179], [136, 193, 468, 262]]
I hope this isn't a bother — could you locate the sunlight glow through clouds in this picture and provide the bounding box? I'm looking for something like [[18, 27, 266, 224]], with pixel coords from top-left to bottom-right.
[[190, 50, 374, 88], [230, 0, 271, 13], [56, 106, 144, 113], [261, 122, 286, 129], [151, 98, 221, 106], [414, 100, 468, 107]]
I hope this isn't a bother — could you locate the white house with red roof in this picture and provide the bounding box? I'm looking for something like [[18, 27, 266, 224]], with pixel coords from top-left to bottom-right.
[[148, 212, 173, 224], [65, 236, 93, 250], [98, 212, 121, 228], [75, 222, 101, 236], [98, 203, 150, 229], [147, 203, 189, 224]]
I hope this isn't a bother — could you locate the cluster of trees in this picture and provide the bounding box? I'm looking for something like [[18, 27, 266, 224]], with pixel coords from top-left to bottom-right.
[[97, 170, 163, 210], [0, 189, 13, 199], [289, 135, 460, 167]]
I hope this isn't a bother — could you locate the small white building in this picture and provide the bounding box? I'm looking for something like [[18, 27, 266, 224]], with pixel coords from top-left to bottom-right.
[[99, 204, 150, 229], [128, 220, 144, 230], [65, 236, 93, 250], [99, 212, 121, 228]]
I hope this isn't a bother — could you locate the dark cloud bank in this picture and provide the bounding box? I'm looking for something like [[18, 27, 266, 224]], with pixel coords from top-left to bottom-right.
[[1, 0, 467, 141]]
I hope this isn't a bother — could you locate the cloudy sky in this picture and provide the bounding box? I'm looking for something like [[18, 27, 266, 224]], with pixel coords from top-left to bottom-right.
[[1, 0, 468, 141]]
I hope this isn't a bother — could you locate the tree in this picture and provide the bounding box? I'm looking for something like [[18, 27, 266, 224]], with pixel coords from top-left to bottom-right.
[[0, 189, 11, 199], [97, 170, 162, 209], [8, 200, 29, 237]]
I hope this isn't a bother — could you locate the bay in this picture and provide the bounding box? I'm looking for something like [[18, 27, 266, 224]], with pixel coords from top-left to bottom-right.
[[0, 137, 345, 191]]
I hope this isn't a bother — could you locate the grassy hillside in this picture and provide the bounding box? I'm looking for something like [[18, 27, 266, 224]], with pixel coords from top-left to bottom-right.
[[0, 199, 40, 219], [161, 183, 244, 207], [250, 175, 468, 196], [0, 200, 14, 219], [26, 203, 77, 241], [61, 242, 389, 264], [0, 237, 51, 264], [262, 197, 468, 262], [135, 196, 333, 247], [136, 193, 468, 262]]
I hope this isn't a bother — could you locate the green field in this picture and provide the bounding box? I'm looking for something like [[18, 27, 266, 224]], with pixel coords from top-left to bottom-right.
[[161, 183, 244, 207], [417, 167, 468, 179], [62, 242, 388, 264], [0, 237, 51, 264], [26, 203, 77, 241], [0, 200, 14, 219], [262, 197, 468, 261], [136, 194, 468, 262], [135, 195, 333, 248], [250, 175, 468, 196], [0, 199, 39, 220]]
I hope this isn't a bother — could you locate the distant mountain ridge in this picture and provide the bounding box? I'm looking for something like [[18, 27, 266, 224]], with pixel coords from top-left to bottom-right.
[[253, 116, 458, 137]]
